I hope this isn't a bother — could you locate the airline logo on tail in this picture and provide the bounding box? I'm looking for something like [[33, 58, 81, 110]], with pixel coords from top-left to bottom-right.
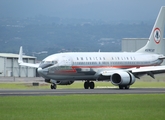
[[154, 28, 161, 44]]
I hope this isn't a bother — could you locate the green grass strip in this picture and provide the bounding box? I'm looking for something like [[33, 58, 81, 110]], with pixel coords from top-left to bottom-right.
[[0, 81, 165, 89], [0, 94, 165, 120]]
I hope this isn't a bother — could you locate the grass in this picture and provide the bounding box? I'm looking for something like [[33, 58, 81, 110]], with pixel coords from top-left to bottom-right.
[[0, 76, 165, 120], [0, 80, 165, 89], [0, 83, 50, 89], [0, 94, 165, 120]]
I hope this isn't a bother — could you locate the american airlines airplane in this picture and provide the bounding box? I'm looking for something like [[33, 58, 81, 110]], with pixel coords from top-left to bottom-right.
[[18, 6, 165, 90]]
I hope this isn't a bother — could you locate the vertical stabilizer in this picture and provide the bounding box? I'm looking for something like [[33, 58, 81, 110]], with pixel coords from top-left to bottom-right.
[[136, 6, 165, 54]]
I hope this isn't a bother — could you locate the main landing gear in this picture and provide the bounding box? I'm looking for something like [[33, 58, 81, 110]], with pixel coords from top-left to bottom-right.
[[119, 85, 130, 89], [84, 81, 95, 89], [50, 83, 57, 89]]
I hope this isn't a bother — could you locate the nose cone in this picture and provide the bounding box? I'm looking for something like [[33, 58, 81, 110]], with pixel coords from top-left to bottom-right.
[[37, 67, 42, 73]]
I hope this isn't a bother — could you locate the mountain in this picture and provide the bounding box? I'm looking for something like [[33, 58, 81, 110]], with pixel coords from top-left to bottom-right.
[[0, 17, 154, 60]]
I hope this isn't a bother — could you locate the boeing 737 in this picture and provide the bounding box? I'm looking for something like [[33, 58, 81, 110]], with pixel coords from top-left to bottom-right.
[[18, 6, 165, 90]]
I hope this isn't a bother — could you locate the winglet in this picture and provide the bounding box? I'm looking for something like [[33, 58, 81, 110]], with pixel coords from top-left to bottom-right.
[[18, 46, 23, 64]]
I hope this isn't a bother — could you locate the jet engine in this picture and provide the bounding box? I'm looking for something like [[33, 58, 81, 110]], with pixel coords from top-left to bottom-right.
[[111, 72, 135, 86]]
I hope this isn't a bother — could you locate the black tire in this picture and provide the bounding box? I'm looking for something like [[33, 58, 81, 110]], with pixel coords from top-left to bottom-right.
[[50, 84, 54, 89], [89, 82, 95, 89], [119, 86, 124, 89], [125, 86, 130, 89], [84, 82, 89, 89], [50, 84, 57, 89], [54, 84, 57, 89]]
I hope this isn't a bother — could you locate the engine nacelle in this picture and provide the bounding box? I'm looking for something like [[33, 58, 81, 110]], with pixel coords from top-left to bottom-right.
[[111, 72, 135, 86], [56, 80, 74, 85]]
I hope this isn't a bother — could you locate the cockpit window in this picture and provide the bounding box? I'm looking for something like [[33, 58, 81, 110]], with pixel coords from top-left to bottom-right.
[[42, 61, 58, 64], [52, 61, 58, 64], [39, 60, 58, 69]]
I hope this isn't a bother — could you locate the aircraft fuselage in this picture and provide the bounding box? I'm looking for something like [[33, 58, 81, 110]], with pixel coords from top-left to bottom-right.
[[37, 52, 163, 80]]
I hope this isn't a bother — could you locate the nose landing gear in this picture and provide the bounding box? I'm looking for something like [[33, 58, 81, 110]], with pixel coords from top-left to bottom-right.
[[50, 83, 57, 89]]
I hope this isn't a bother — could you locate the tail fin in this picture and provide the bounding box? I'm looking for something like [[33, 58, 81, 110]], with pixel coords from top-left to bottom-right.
[[136, 6, 165, 54]]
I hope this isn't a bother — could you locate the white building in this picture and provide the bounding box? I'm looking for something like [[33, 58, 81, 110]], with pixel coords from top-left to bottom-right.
[[122, 38, 165, 64], [0, 53, 36, 77]]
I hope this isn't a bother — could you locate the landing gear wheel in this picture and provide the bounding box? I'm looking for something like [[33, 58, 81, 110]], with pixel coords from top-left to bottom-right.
[[125, 86, 130, 89], [84, 82, 89, 89], [50, 84, 57, 89], [119, 85, 130, 89], [119, 86, 124, 89], [89, 82, 95, 89]]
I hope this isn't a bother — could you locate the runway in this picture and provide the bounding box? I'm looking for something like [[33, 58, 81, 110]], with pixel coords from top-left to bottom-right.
[[0, 88, 165, 96]]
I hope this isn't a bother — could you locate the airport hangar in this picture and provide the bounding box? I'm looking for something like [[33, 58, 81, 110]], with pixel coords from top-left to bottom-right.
[[0, 53, 37, 77], [122, 38, 165, 65]]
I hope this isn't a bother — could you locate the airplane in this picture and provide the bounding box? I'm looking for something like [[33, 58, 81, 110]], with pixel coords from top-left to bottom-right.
[[18, 6, 165, 90]]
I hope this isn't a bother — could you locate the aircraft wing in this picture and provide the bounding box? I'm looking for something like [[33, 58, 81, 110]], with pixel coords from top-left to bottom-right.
[[100, 65, 165, 79], [18, 46, 40, 68], [19, 62, 40, 68], [130, 66, 165, 75]]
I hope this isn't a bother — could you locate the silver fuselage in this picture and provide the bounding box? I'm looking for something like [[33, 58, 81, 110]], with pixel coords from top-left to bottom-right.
[[37, 52, 163, 81]]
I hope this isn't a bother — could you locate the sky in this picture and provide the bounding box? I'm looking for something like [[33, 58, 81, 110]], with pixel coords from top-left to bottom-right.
[[0, 0, 165, 21]]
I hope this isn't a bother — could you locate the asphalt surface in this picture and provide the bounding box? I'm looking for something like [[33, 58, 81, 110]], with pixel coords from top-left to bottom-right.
[[0, 88, 165, 96]]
